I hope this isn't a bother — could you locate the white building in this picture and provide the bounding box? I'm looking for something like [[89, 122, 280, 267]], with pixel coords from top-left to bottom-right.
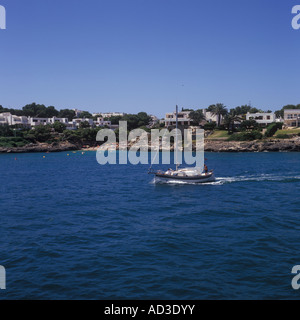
[[246, 112, 276, 126], [165, 110, 191, 127], [101, 112, 126, 118], [0, 113, 29, 127], [284, 109, 300, 127], [72, 118, 94, 128], [148, 115, 159, 128], [94, 117, 112, 127], [48, 117, 69, 125], [73, 109, 84, 117], [202, 110, 224, 124]]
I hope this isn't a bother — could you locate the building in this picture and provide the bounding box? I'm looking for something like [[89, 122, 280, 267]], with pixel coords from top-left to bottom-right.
[[284, 109, 300, 127], [0, 112, 94, 130], [73, 109, 84, 117], [100, 112, 126, 119], [148, 115, 159, 128], [164, 110, 191, 127], [0, 113, 29, 127], [72, 118, 94, 128], [202, 110, 224, 124], [246, 112, 276, 126], [94, 117, 112, 128]]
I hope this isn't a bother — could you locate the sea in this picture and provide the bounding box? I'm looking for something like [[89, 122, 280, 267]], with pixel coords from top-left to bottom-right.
[[0, 151, 300, 300]]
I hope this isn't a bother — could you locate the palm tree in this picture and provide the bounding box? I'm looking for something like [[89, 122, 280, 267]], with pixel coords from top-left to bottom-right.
[[224, 113, 243, 134], [189, 109, 205, 125], [207, 103, 228, 127]]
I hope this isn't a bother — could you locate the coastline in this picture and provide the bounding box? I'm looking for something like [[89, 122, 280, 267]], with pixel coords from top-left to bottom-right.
[[1, 137, 300, 153]]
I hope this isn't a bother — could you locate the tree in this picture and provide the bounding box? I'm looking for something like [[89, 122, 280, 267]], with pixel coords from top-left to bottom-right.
[[122, 112, 151, 130], [80, 111, 93, 119], [207, 103, 228, 127], [229, 105, 252, 116], [223, 114, 243, 134], [22, 103, 47, 117], [52, 122, 66, 133], [0, 125, 13, 137], [137, 112, 151, 127], [265, 122, 283, 137], [239, 119, 259, 132], [45, 106, 59, 118], [30, 125, 52, 142], [189, 109, 205, 125], [203, 122, 216, 131], [249, 107, 263, 113], [106, 116, 123, 124], [58, 109, 76, 121], [79, 121, 91, 129]]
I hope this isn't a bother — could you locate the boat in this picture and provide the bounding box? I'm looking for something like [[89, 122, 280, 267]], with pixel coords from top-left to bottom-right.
[[148, 105, 215, 184]]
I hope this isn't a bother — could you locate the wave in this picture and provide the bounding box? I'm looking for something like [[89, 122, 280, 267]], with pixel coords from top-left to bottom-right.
[[151, 174, 300, 185]]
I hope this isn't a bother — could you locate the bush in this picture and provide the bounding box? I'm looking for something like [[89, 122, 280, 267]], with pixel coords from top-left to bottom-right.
[[228, 131, 263, 141], [203, 122, 217, 131], [265, 122, 283, 137], [0, 137, 30, 148], [276, 134, 293, 139]]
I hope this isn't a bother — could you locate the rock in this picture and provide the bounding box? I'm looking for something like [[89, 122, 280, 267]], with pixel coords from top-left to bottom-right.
[[0, 142, 78, 154]]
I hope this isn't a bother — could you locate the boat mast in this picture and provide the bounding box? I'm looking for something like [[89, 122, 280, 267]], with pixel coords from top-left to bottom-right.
[[175, 105, 179, 171]]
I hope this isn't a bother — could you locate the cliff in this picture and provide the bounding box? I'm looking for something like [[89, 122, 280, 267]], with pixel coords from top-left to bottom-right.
[[204, 138, 300, 152], [0, 141, 79, 153]]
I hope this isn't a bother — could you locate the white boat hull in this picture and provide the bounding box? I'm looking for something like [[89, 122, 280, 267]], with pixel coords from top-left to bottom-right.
[[154, 172, 215, 184]]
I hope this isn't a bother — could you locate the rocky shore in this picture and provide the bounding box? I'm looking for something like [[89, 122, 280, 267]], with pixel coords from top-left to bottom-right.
[[204, 138, 300, 152], [0, 138, 300, 153], [0, 141, 78, 154]]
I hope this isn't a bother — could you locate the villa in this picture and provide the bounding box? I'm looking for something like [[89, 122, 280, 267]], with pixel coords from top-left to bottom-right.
[[0, 113, 30, 127], [164, 110, 191, 127], [246, 112, 276, 126], [284, 109, 300, 128], [94, 117, 112, 127], [202, 109, 224, 124], [164, 109, 224, 127]]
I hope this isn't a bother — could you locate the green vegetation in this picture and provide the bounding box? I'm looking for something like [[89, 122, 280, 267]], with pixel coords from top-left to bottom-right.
[[264, 122, 283, 138], [275, 134, 293, 139], [239, 119, 260, 132], [203, 122, 216, 131], [274, 128, 300, 136], [0, 105, 153, 148], [189, 109, 205, 125], [206, 130, 230, 140], [207, 103, 228, 127], [122, 112, 151, 131], [0, 103, 78, 120], [228, 131, 263, 141], [0, 137, 30, 148]]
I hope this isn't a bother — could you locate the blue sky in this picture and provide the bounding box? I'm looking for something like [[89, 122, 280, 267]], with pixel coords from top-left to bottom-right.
[[0, 0, 300, 118]]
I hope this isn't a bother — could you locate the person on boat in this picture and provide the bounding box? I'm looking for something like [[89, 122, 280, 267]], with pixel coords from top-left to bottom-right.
[[165, 168, 173, 175], [204, 164, 208, 175]]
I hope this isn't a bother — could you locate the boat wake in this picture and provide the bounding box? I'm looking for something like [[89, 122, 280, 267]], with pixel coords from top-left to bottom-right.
[[151, 174, 300, 185]]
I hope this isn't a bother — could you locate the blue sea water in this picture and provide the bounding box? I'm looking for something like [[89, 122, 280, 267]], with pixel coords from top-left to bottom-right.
[[0, 151, 300, 300]]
